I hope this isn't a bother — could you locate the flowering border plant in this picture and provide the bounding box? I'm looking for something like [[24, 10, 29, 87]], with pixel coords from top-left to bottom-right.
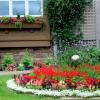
[[6, 64, 100, 97]]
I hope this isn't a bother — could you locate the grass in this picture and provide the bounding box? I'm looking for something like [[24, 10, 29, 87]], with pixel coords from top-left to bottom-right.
[[0, 75, 58, 100]]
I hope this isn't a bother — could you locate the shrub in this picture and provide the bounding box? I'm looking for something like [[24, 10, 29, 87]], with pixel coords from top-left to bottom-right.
[[2, 53, 15, 66], [43, 55, 53, 65], [0, 64, 5, 70], [56, 47, 100, 67], [45, 0, 92, 49], [20, 50, 33, 66]]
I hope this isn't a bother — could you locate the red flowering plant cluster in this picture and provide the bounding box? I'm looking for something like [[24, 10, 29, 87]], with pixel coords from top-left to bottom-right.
[[14, 64, 100, 90]]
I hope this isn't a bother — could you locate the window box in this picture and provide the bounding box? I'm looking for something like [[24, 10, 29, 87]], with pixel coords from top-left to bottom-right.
[[0, 20, 43, 29], [23, 21, 43, 28]]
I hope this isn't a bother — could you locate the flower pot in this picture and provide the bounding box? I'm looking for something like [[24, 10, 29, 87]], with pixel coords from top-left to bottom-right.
[[24, 64, 30, 70]]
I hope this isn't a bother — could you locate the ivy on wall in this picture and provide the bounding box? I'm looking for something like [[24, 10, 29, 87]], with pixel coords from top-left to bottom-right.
[[45, 0, 93, 48]]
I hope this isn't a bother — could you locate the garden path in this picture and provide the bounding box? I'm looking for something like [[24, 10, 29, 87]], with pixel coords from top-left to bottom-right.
[[0, 70, 31, 76]]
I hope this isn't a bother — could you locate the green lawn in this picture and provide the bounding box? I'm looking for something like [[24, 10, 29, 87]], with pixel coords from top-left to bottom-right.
[[0, 75, 58, 100]]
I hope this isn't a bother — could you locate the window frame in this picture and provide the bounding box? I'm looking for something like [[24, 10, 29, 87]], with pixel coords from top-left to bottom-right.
[[0, 0, 43, 17]]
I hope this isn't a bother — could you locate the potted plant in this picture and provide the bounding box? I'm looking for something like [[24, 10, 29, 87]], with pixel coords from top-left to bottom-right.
[[20, 50, 33, 70]]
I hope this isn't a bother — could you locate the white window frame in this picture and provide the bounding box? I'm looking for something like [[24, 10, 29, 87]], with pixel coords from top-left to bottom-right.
[[0, 0, 43, 17]]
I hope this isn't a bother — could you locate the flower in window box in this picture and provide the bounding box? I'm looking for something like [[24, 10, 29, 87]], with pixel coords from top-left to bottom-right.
[[9, 17, 17, 23], [25, 15, 35, 23], [1, 16, 10, 24]]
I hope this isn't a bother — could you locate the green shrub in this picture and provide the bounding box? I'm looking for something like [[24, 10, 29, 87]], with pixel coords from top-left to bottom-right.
[[0, 64, 5, 70], [2, 53, 15, 66], [45, 0, 92, 49], [56, 47, 100, 67], [43, 55, 53, 65], [20, 50, 33, 66]]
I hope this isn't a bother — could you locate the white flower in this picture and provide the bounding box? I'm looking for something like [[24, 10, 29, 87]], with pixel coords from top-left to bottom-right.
[[59, 80, 65, 84], [71, 55, 80, 61], [6, 79, 100, 98]]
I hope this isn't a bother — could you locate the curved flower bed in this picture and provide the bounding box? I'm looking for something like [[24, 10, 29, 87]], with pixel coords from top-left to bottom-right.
[[7, 79, 100, 98]]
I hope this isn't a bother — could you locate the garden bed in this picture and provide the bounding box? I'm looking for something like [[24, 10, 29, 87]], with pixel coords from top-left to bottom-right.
[[6, 64, 100, 98], [7, 79, 100, 98]]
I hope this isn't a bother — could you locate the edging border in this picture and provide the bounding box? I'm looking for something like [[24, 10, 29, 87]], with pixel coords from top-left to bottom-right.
[[6, 79, 100, 98]]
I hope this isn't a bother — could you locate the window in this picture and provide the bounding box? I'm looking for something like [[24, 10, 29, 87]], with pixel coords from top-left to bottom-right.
[[0, 1, 9, 15], [0, 0, 43, 16]]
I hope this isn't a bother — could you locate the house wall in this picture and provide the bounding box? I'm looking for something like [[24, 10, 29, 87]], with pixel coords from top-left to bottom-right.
[[0, 15, 51, 48], [96, 0, 100, 47], [0, 0, 98, 48], [81, 0, 96, 40]]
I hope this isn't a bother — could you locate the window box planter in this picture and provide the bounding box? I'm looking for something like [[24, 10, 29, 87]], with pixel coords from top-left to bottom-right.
[[23, 21, 43, 28], [0, 21, 43, 29]]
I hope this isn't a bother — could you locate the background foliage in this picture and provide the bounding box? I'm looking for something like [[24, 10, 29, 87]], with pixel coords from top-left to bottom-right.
[[45, 0, 93, 48], [43, 47, 100, 69]]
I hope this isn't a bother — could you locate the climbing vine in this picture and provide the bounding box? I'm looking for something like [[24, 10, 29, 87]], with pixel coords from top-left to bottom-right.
[[45, 0, 93, 48]]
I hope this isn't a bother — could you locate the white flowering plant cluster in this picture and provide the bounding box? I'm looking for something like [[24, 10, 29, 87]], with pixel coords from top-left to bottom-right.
[[7, 79, 100, 98]]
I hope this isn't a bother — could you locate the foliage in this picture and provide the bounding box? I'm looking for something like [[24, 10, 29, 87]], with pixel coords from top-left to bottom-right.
[[56, 47, 100, 67], [45, 0, 92, 48], [15, 21, 23, 28], [2, 53, 15, 66], [0, 63, 5, 70], [16, 13, 20, 19], [1, 16, 9, 23], [43, 55, 56, 65], [25, 15, 35, 23], [15, 64, 100, 91], [16, 65, 24, 71], [20, 50, 33, 66]]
